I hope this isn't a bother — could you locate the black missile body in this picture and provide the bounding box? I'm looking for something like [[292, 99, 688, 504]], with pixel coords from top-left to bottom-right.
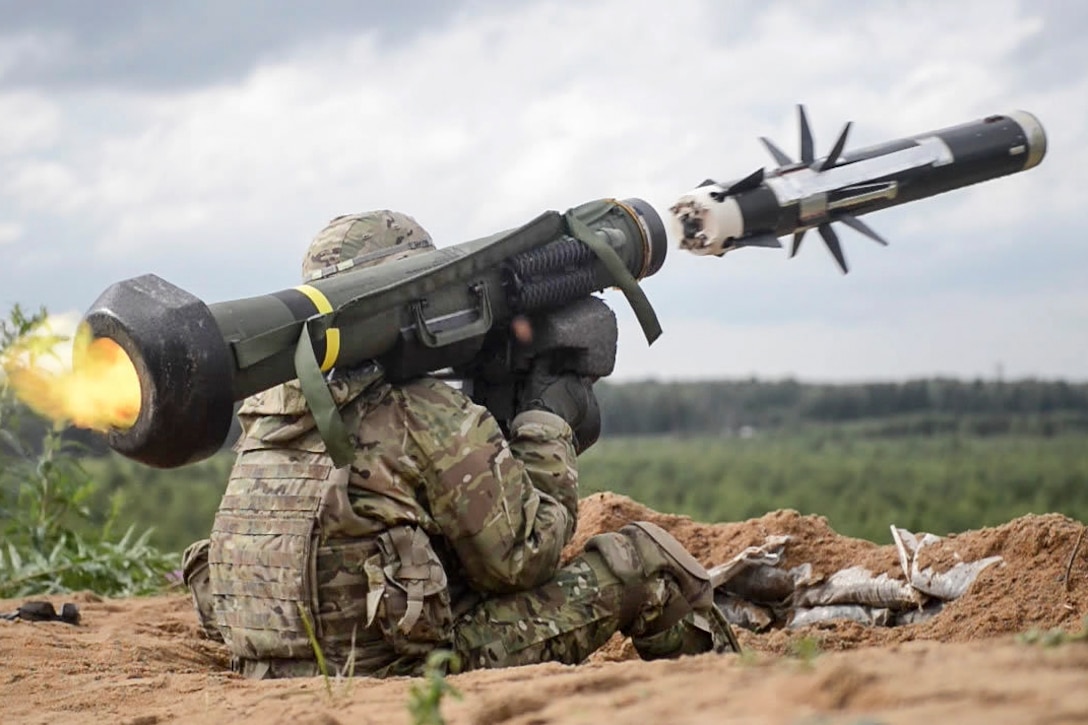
[[671, 108, 1047, 272]]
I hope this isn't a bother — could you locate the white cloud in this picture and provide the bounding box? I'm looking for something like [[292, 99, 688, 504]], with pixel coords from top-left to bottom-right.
[[611, 287, 1088, 382], [0, 33, 65, 83], [18, 0, 1055, 256], [0, 0, 1084, 380], [2, 159, 87, 213], [0, 218, 21, 243], [0, 91, 62, 156], [0, 221, 22, 245]]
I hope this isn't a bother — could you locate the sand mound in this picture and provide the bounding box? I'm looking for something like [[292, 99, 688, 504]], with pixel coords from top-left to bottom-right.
[[2, 497, 1086, 724], [570, 492, 1088, 653]]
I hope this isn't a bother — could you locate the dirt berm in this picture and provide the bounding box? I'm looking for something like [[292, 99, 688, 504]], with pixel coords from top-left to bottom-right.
[[4, 492, 1087, 724]]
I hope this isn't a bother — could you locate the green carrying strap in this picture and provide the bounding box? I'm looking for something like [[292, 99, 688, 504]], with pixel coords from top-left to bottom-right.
[[563, 210, 663, 345], [294, 319, 355, 468]]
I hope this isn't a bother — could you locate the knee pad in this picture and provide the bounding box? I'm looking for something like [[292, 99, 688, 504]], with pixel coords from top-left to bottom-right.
[[586, 522, 740, 654], [585, 521, 713, 633]]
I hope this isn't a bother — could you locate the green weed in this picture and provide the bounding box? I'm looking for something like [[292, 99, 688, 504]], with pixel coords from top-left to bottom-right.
[[787, 634, 823, 668], [408, 649, 463, 725], [1018, 616, 1088, 647], [297, 603, 333, 696], [0, 305, 178, 598]]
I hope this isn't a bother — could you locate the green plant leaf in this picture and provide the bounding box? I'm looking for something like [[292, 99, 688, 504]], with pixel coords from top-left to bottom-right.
[[0, 429, 28, 458], [6, 542, 20, 570]]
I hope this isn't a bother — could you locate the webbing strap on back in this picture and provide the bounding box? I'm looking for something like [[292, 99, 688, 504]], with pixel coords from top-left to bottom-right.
[[294, 319, 354, 468]]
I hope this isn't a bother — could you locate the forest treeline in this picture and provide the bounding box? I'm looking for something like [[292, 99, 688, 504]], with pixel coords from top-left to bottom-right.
[[5, 362, 1088, 557], [596, 377, 1088, 436], [70, 378, 1088, 552], [12, 377, 1088, 458], [76, 426, 1088, 552]]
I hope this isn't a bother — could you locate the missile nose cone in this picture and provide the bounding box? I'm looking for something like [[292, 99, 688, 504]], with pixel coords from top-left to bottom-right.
[[1007, 110, 1047, 170]]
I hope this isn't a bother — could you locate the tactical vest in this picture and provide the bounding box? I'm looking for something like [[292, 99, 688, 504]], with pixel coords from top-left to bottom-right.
[[208, 443, 385, 661]]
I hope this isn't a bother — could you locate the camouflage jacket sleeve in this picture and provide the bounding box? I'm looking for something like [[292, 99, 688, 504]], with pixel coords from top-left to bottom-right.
[[397, 378, 579, 594]]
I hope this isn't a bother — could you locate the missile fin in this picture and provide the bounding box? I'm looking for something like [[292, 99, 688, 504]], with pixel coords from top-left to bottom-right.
[[760, 137, 795, 167], [735, 233, 783, 249], [837, 212, 889, 246], [723, 168, 765, 195], [696, 178, 719, 188], [799, 105, 815, 165], [818, 223, 849, 274], [790, 229, 806, 258], [817, 121, 852, 171]]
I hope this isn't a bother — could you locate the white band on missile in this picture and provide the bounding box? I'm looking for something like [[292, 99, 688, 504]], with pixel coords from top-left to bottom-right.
[[914, 136, 954, 167], [1007, 110, 1047, 170], [669, 187, 746, 256], [763, 141, 951, 207]]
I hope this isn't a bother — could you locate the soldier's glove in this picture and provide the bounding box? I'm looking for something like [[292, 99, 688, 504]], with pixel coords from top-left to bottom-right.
[[518, 365, 601, 454]]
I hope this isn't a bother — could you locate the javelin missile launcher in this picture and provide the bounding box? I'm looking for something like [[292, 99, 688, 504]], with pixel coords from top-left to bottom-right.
[[81, 198, 666, 468], [671, 107, 1047, 272]]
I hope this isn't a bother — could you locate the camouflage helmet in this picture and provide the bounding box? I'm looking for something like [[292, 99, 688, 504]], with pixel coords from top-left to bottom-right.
[[301, 210, 435, 282]]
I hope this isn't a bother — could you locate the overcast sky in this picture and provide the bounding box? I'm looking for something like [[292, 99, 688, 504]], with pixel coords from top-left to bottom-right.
[[1, 0, 1084, 382]]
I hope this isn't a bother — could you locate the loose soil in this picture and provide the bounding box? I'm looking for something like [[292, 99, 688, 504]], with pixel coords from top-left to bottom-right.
[[4, 492, 1088, 724]]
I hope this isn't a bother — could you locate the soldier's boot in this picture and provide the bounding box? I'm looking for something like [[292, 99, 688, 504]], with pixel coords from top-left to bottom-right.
[[585, 521, 739, 659], [181, 539, 225, 643]]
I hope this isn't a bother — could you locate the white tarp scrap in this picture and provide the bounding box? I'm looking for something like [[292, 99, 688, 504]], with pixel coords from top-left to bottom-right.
[[710, 526, 1005, 631], [791, 605, 893, 628], [708, 535, 791, 590], [792, 566, 922, 610], [891, 525, 1005, 600]]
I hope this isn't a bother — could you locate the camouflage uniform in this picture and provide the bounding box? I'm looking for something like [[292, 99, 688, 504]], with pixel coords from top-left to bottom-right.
[[183, 211, 736, 679]]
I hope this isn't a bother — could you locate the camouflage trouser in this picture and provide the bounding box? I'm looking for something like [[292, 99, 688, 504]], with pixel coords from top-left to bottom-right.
[[182, 540, 720, 678], [451, 551, 628, 670], [451, 549, 733, 669]]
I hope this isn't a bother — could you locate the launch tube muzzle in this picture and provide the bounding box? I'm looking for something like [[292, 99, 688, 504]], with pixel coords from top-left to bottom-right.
[[81, 198, 667, 468], [83, 275, 236, 468]]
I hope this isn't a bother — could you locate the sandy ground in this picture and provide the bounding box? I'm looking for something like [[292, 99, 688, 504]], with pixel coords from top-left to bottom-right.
[[4, 492, 1088, 725]]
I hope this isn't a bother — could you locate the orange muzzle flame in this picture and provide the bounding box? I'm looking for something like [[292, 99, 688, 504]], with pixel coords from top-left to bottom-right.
[[2, 324, 142, 431]]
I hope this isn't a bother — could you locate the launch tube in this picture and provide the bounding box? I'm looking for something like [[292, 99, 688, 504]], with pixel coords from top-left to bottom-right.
[[80, 198, 666, 469]]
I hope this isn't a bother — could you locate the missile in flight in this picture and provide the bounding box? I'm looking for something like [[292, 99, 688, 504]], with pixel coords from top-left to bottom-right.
[[670, 107, 1047, 273]]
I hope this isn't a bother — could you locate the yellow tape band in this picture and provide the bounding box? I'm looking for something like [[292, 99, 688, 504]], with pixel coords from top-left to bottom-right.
[[294, 285, 339, 371], [321, 328, 341, 372], [294, 285, 334, 314]]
